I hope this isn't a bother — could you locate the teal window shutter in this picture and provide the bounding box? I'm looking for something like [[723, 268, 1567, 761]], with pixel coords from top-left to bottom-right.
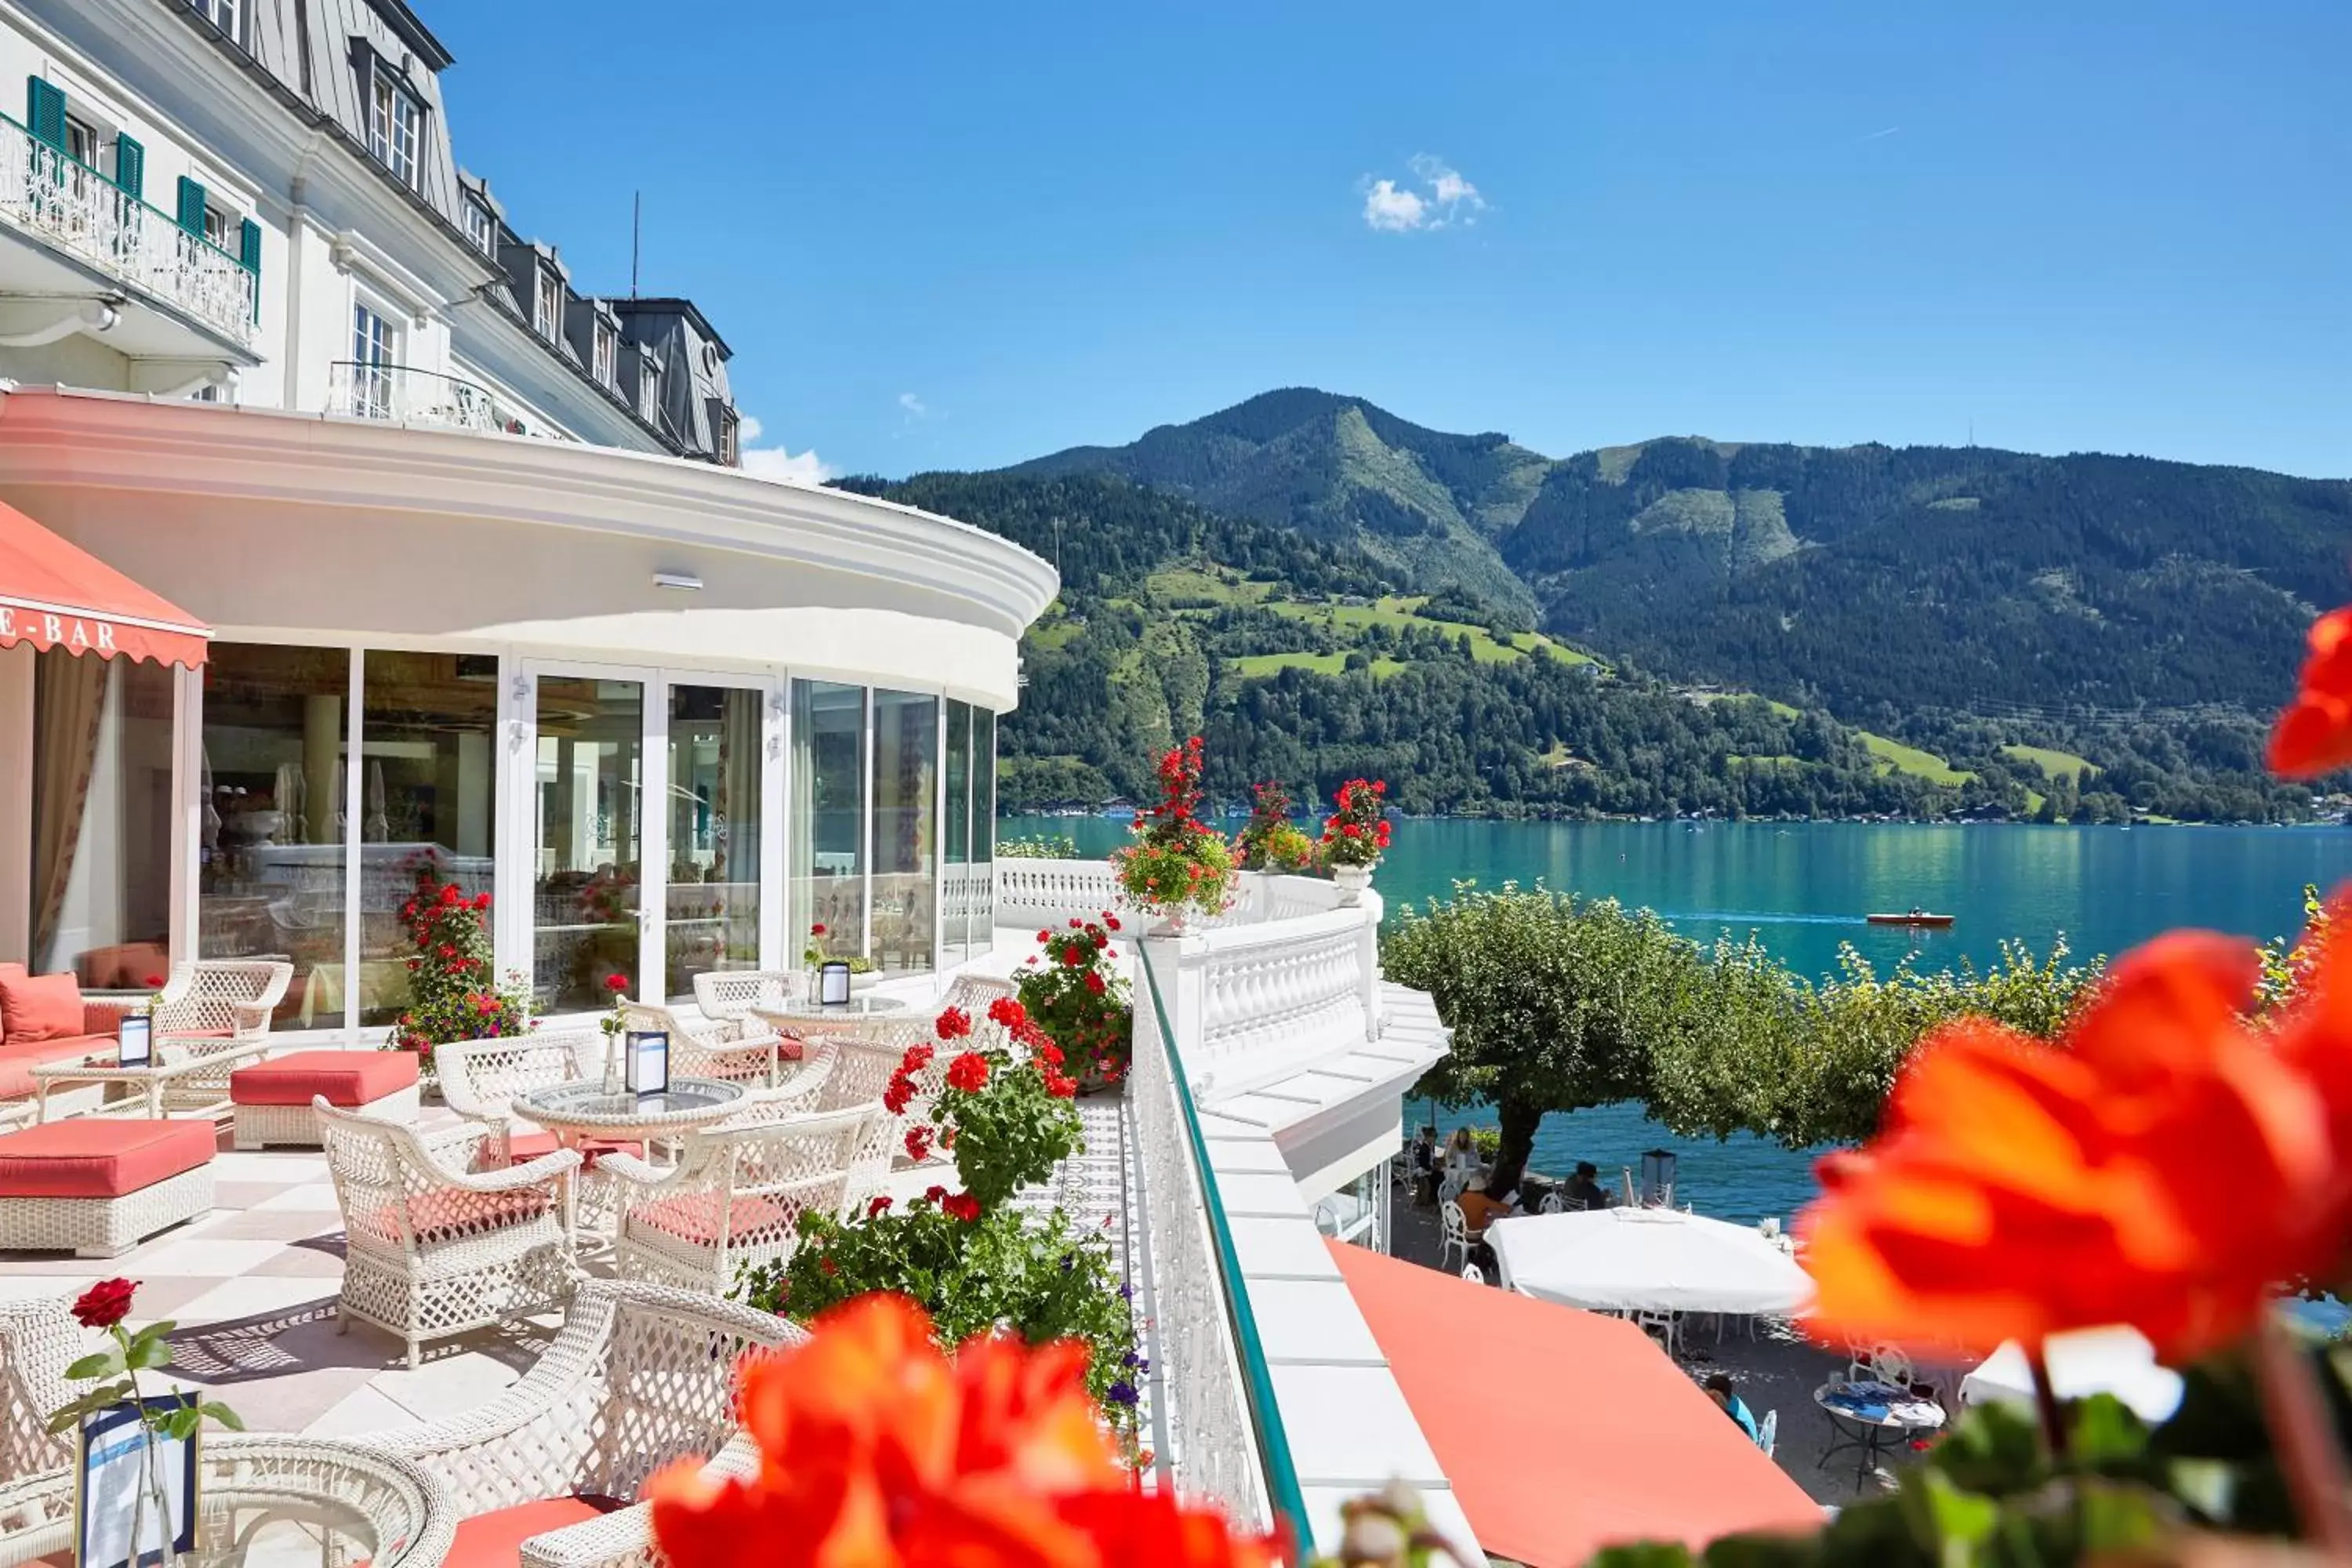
[[25, 77, 64, 148], [113, 134, 143, 198], [238, 217, 260, 270], [175, 175, 205, 234]]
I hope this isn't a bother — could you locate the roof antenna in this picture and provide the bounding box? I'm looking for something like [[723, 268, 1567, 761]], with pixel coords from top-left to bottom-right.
[[630, 191, 641, 299]]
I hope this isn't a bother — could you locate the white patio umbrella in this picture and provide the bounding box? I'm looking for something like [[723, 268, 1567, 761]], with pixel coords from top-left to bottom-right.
[[1958, 1327, 2183, 1425], [1485, 1207, 1814, 1316]]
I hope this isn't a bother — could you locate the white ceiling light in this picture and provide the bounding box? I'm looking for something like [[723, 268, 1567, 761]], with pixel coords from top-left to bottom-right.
[[653, 571, 702, 591]]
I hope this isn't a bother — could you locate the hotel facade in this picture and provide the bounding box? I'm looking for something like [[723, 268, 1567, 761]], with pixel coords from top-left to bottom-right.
[[0, 0, 1051, 1033]]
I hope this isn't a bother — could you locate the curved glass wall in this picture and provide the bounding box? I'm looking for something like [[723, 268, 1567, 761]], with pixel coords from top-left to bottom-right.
[[789, 681, 865, 969], [871, 688, 937, 974], [666, 684, 763, 1002]]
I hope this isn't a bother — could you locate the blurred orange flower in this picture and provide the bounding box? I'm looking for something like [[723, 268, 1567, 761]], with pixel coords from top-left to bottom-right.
[[2269, 606, 2352, 778], [650, 1293, 1277, 1568], [1799, 932, 2339, 1360]]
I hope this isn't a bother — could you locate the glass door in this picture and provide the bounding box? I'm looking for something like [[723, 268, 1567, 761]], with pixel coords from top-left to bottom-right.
[[529, 669, 645, 1012], [662, 682, 764, 1003]]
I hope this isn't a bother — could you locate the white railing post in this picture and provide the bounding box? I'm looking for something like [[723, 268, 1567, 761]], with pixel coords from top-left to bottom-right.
[[1357, 888, 1384, 1040]]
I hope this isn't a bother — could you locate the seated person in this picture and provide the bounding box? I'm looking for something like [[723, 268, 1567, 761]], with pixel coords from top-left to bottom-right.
[[1563, 1160, 1612, 1210], [1454, 1177, 1519, 1236], [1704, 1374, 1762, 1444]]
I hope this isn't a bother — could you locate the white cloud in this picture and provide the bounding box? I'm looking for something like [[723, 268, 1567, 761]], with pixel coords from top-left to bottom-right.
[[739, 414, 765, 443], [898, 392, 929, 418], [1361, 154, 1485, 233], [1362, 179, 1428, 232], [739, 445, 833, 485]]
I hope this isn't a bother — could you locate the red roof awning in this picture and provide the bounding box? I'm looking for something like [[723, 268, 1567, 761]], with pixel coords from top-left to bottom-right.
[[1330, 1240, 1823, 1568], [0, 497, 208, 667]]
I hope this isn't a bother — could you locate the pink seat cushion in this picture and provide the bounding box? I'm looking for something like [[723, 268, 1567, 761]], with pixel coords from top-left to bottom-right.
[[369, 1187, 552, 1245], [230, 1051, 418, 1107], [0, 1119, 214, 1198], [504, 1131, 641, 1166], [630, 1191, 789, 1246], [0, 974, 83, 1044], [443, 1496, 622, 1568], [0, 1036, 119, 1101]]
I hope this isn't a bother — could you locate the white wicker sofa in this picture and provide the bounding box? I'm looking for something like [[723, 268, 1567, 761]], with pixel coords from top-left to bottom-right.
[[349, 1279, 800, 1568]]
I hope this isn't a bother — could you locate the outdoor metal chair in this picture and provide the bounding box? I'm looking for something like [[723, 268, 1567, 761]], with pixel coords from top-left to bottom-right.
[[345, 1279, 799, 1568], [1460, 1262, 1484, 1287], [1634, 1308, 1679, 1360]]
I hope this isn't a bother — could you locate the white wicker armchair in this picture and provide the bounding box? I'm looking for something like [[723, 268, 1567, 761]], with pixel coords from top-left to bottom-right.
[[689, 969, 801, 1022], [616, 1001, 784, 1086], [143, 959, 296, 1113], [349, 1279, 801, 1568], [434, 1030, 608, 1163], [317, 1098, 583, 1367], [0, 1296, 75, 1483], [604, 1105, 884, 1295]]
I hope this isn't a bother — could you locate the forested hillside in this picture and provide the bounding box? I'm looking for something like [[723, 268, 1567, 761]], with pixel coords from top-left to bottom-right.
[[834, 471, 2228, 821]]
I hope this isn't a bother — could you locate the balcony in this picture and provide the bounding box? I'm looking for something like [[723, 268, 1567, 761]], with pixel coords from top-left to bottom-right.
[[326, 361, 569, 440], [0, 114, 257, 348], [993, 859, 1472, 1553]]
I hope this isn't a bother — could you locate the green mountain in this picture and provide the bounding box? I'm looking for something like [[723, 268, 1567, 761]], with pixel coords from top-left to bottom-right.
[[1006, 388, 1550, 619], [1501, 437, 2352, 720]]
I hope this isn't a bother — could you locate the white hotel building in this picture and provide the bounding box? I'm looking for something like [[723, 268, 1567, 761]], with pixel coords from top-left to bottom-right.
[[0, 0, 1497, 1553]]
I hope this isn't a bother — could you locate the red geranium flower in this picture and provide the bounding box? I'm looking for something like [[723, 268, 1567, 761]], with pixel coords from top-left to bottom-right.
[[71, 1278, 137, 1330], [946, 1052, 989, 1094], [987, 996, 1028, 1029], [2270, 606, 2352, 777], [1104, 913, 1121, 931], [1061, 946, 1084, 967], [867, 1196, 893, 1218], [924, 1185, 949, 1204], [902, 1044, 936, 1074], [905, 1125, 935, 1162], [941, 1192, 982, 1223], [1044, 1071, 1078, 1099], [935, 1006, 972, 1041]]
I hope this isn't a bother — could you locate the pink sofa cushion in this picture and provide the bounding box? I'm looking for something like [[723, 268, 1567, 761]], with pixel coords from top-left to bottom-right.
[[230, 1050, 418, 1108], [0, 1119, 214, 1198], [0, 974, 83, 1044]]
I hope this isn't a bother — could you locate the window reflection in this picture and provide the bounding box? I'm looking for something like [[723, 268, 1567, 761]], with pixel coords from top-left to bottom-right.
[[942, 700, 971, 966], [872, 689, 936, 974], [666, 685, 762, 1002], [973, 708, 996, 956], [358, 652, 498, 1027], [790, 681, 865, 965], [535, 677, 641, 1011], [198, 644, 350, 1027]]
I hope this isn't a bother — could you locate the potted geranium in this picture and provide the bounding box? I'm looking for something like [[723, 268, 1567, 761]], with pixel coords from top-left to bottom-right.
[[388, 871, 531, 1083], [1109, 735, 1236, 933], [1013, 916, 1133, 1091], [1235, 781, 1316, 873], [1319, 777, 1392, 905]]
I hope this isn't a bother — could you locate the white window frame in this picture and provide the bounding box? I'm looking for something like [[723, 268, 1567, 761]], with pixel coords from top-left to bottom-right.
[[593, 319, 616, 385], [366, 64, 422, 188], [463, 200, 494, 255], [639, 355, 662, 423], [63, 114, 102, 175], [191, 0, 242, 45], [534, 267, 563, 340]]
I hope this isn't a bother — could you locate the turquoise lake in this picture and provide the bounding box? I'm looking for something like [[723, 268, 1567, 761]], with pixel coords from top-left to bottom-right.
[[999, 817, 2352, 1223]]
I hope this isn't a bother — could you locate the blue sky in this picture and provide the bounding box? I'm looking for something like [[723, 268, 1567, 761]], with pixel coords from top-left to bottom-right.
[[434, 2, 2349, 481]]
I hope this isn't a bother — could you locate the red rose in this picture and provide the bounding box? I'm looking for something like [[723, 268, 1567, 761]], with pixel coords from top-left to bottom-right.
[[602, 973, 630, 993], [142, 974, 165, 989], [946, 1052, 989, 1093], [810, 923, 827, 938], [942, 1192, 982, 1223], [906, 1126, 935, 1162], [935, 1007, 972, 1040], [868, 1196, 893, 1218], [71, 1278, 136, 1330]]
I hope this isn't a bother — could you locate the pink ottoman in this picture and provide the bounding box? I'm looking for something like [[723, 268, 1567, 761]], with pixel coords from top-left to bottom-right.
[[232, 1050, 419, 1149], [0, 1119, 215, 1256]]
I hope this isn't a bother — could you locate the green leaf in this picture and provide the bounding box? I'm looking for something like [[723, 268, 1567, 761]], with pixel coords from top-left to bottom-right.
[[1585, 1546, 1693, 1568], [64, 1349, 124, 1381], [2063, 1393, 2148, 1468], [198, 1402, 244, 1431], [2068, 1477, 2171, 1553], [1909, 1469, 1999, 1552], [123, 1334, 173, 1371], [158, 1406, 201, 1443]]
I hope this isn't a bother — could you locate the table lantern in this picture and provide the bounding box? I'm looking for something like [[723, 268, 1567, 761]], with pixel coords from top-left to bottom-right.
[[624, 1029, 670, 1097], [1639, 1148, 1677, 1207], [818, 960, 851, 1007], [115, 1014, 151, 1069]]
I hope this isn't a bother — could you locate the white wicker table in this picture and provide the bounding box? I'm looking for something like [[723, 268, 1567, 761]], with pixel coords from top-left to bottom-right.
[[31, 1040, 270, 1123], [0, 1433, 455, 1568]]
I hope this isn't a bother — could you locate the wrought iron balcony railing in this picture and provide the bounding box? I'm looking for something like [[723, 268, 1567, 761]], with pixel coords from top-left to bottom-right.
[[0, 114, 257, 346], [327, 361, 568, 441]]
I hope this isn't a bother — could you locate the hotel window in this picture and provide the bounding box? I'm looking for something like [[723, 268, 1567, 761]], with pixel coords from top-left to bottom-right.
[[356, 652, 499, 1028], [593, 319, 616, 385], [201, 198, 234, 255], [665, 686, 763, 1003], [871, 689, 938, 975], [62, 115, 103, 176], [463, 199, 494, 255], [24, 651, 176, 992], [712, 405, 739, 466], [534, 268, 562, 340], [638, 355, 662, 424], [789, 681, 866, 965], [190, 0, 242, 43], [366, 64, 422, 188], [198, 644, 352, 1029], [351, 300, 397, 418]]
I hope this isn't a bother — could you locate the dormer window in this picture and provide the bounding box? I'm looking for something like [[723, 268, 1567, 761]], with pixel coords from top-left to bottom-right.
[[190, 0, 242, 45], [711, 405, 739, 466], [593, 319, 616, 385], [639, 354, 662, 423], [463, 198, 494, 255], [365, 64, 422, 187], [534, 267, 562, 339]]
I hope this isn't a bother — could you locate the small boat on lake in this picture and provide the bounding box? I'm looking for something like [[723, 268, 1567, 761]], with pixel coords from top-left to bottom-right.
[[1866, 908, 1955, 927]]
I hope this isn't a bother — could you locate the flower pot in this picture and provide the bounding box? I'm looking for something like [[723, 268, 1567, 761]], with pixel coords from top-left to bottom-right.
[[1333, 863, 1375, 906]]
